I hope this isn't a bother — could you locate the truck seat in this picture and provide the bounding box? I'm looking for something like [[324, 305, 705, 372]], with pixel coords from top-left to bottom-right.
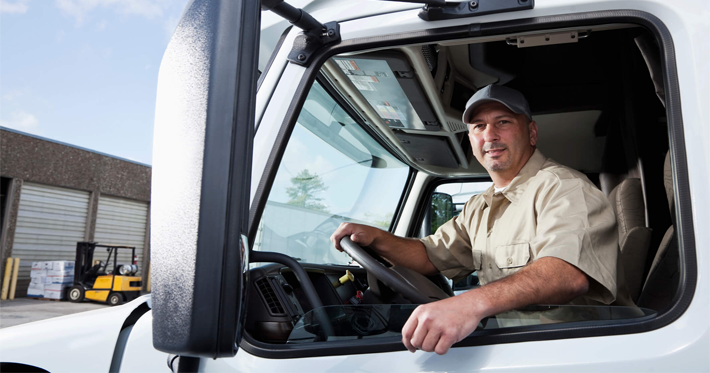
[[608, 178, 652, 302]]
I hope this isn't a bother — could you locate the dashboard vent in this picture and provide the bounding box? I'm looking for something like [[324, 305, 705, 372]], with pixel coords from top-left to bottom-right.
[[255, 277, 285, 316], [447, 121, 468, 133]]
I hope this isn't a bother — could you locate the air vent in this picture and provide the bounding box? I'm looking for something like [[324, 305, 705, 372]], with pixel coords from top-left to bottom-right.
[[255, 277, 285, 316], [447, 121, 468, 133]]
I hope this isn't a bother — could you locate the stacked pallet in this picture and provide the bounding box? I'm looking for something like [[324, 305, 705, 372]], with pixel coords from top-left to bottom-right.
[[28, 261, 75, 300]]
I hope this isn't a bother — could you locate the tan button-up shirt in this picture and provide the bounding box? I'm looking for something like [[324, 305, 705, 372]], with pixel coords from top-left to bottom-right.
[[421, 149, 631, 305]]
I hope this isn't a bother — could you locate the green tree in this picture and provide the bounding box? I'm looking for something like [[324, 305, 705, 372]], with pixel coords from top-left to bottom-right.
[[286, 169, 329, 212]]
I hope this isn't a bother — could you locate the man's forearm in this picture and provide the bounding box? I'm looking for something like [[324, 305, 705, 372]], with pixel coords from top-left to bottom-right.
[[464, 256, 590, 319], [370, 231, 439, 275]]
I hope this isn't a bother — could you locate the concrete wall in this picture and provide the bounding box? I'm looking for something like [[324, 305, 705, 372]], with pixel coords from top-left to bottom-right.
[[0, 128, 152, 293]]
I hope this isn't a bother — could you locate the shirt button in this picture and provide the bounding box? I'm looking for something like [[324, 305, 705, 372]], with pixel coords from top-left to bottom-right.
[[507, 258, 513, 264], [488, 263, 492, 269]]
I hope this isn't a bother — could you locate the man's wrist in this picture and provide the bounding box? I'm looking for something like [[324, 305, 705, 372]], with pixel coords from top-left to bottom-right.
[[463, 287, 494, 321]]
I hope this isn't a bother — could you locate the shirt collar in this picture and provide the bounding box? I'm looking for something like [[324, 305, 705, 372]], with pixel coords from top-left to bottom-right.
[[481, 148, 547, 205]]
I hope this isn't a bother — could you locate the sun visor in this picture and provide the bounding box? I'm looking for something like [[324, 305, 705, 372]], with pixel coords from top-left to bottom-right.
[[332, 51, 440, 132], [394, 132, 458, 168]]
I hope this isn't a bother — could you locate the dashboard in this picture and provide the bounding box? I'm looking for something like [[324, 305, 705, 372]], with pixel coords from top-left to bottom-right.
[[245, 263, 370, 343]]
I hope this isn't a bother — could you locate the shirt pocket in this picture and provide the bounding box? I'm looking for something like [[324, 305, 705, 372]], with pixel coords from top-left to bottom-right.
[[494, 243, 531, 269]]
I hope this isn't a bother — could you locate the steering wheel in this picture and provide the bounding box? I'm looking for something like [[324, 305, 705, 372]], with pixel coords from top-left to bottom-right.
[[340, 236, 450, 304]]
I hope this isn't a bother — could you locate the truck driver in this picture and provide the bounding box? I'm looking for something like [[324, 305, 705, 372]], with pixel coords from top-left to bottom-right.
[[330, 84, 633, 355]]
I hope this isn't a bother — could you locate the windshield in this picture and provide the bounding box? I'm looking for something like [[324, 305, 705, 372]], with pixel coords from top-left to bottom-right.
[[253, 80, 410, 265]]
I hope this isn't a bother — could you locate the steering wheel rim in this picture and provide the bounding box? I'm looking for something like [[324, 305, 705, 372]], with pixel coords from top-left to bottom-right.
[[340, 236, 433, 304]]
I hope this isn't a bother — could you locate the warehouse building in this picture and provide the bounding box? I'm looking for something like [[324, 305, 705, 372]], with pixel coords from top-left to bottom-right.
[[0, 127, 151, 296]]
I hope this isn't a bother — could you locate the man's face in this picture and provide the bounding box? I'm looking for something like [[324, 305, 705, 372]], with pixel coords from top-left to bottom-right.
[[467, 102, 537, 177]]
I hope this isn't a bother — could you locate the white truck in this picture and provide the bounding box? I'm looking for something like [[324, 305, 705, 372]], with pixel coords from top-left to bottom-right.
[[1, 0, 708, 371]]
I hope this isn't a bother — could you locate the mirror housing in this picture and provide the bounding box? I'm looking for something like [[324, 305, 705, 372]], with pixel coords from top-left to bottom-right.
[[150, 0, 259, 358]]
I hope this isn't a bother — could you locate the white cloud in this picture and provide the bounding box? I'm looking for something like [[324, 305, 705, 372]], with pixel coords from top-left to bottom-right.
[[2, 87, 30, 101], [0, 0, 29, 14], [0, 110, 41, 134], [55, 0, 166, 25], [96, 19, 107, 31]]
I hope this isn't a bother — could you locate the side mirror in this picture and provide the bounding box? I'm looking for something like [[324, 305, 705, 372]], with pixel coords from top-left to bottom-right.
[[430, 192, 454, 234]]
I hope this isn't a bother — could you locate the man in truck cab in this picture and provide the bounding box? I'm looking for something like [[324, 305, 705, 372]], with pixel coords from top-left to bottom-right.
[[331, 84, 633, 355]]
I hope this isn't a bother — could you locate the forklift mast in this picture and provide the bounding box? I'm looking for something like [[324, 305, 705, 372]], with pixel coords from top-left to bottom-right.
[[75, 242, 97, 282], [74, 242, 137, 285]]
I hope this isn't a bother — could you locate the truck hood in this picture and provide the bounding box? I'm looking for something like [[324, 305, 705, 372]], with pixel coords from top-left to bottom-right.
[[0, 295, 151, 373]]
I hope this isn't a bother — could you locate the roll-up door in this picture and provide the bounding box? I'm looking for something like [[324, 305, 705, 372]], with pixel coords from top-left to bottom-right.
[[12, 183, 90, 293], [94, 195, 148, 275]]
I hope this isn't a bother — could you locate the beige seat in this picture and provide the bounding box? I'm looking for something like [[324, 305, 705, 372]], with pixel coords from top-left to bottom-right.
[[608, 178, 652, 302], [638, 152, 679, 310]]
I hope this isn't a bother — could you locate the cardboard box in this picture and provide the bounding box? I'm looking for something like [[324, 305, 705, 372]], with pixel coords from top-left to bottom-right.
[[30, 268, 47, 278], [52, 261, 75, 272], [46, 270, 73, 277], [27, 284, 45, 298], [43, 284, 68, 300], [31, 262, 43, 270], [30, 276, 51, 285], [46, 275, 74, 284]]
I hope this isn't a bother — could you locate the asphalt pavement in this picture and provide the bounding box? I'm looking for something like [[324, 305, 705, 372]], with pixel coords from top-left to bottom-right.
[[0, 298, 107, 328]]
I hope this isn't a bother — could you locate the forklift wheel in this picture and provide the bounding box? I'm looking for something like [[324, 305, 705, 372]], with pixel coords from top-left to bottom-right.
[[68, 285, 85, 303], [108, 292, 124, 306]]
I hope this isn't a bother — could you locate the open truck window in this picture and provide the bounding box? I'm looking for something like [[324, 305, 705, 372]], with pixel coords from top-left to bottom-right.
[[241, 15, 693, 357]]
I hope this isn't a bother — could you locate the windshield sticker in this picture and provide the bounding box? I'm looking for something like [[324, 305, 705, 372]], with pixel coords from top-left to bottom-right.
[[335, 59, 361, 74], [349, 75, 380, 83], [370, 100, 404, 127], [352, 80, 375, 91], [364, 71, 389, 78]]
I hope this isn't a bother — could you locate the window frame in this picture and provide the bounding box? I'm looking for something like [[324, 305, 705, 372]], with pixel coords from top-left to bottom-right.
[[409, 176, 493, 239], [242, 9, 697, 359]]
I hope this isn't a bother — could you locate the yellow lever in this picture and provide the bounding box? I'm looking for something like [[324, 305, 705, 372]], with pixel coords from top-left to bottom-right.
[[332, 270, 354, 288]]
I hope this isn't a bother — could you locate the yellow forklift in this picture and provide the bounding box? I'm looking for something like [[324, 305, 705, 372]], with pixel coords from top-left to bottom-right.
[[68, 242, 143, 306]]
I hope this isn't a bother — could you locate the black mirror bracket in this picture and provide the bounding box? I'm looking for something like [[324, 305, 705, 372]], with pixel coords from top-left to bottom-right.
[[262, 0, 340, 66], [287, 21, 340, 66], [419, 0, 534, 21]]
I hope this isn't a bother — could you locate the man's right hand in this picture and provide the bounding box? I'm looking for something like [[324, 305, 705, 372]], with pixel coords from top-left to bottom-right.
[[330, 222, 382, 252]]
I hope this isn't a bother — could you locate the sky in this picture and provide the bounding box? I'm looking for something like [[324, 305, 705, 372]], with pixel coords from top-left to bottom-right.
[[1, 0, 191, 165]]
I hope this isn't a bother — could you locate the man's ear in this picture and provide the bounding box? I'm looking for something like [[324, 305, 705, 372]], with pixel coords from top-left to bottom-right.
[[528, 120, 538, 146]]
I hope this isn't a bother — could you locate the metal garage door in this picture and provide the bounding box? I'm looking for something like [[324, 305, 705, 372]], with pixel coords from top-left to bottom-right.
[[94, 195, 148, 276], [12, 182, 90, 290]]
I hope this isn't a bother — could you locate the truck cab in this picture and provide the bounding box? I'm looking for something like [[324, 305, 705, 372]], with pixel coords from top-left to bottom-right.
[[1, 0, 708, 371]]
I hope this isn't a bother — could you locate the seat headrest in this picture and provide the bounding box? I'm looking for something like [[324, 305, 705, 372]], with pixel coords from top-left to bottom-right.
[[609, 178, 646, 240], [664, 151, 673, 211]]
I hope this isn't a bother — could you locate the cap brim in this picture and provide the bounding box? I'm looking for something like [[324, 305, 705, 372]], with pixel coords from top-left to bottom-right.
[[462, 98, 524, 124]]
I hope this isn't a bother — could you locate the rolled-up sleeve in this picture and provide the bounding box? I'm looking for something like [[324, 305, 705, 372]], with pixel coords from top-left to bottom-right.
[[420, 199, 479, 282], [531, 177, 619, 304]]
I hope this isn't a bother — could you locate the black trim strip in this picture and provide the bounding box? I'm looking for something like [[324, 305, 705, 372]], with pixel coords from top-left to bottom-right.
[[390, 168, 417, 233], [257, 26, 292, 92], [244, 9, 696, 359]]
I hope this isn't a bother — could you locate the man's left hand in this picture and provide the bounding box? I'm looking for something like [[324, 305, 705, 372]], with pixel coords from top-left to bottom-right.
[[401, 295, 483, 355]]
